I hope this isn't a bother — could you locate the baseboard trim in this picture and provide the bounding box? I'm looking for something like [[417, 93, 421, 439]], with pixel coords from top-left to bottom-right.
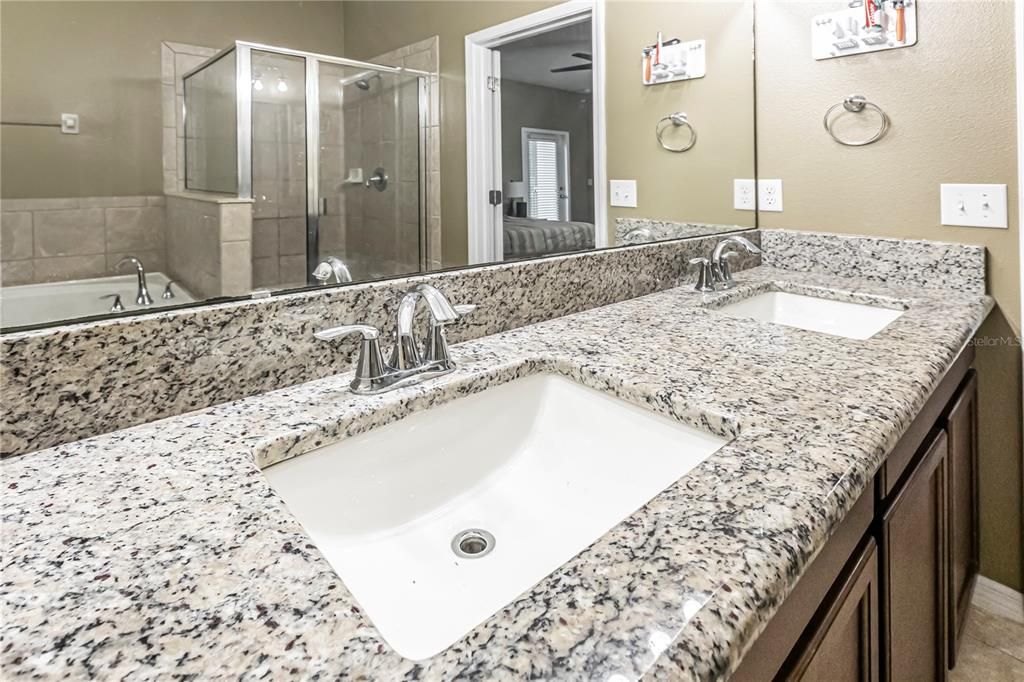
[[973, 575, 1024, 624]]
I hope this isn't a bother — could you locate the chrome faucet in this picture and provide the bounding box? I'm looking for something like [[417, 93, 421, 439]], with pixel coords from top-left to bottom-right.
[[690, 235, 762, 292], [314, 283, 476, 395], [116, 256, 153, 305], [312, 256, 353, 284]]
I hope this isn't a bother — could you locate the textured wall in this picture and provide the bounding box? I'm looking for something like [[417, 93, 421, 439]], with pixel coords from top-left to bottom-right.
[[604, 0, 756, 229], [501, 79, 594, 224], [0, 1, 345, 199], [756, 0, 1022, 591]]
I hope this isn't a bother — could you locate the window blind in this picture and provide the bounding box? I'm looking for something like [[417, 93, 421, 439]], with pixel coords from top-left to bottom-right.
[[527, 137, 560, 220]]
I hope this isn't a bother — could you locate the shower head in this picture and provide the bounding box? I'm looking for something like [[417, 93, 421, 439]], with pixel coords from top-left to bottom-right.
[[353, 73, 381, 91]]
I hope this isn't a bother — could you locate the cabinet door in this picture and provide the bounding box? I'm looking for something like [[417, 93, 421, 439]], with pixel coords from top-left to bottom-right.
[[779, 539, 880, 682], [880, 430, 948, 682], [946, 370, 979, 669]]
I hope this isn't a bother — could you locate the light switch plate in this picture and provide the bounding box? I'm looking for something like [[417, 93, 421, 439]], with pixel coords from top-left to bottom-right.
[[940, 183, 1008, 228], [610, 179, 638, 208], [734, 179, 756, 211], [758, 179, 784, 212]]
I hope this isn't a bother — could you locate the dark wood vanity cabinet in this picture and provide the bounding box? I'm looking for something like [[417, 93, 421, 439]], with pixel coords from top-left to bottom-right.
[[944, 370, 979, 669], [778, 539, 880, 682], [879, 430, 948, 682], [732, 349, 979, 682]]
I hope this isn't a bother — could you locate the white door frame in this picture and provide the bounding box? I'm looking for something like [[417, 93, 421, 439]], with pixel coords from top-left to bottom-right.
[[465, 0, 607, 263], [521, 127, 572, 221]]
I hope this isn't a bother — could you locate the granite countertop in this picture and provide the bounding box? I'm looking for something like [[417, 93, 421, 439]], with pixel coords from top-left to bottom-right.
[[1, 265, 992, 680]]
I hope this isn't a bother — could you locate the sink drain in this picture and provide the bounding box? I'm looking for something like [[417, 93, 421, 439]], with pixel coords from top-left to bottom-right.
[[451, 529, 495, 559]]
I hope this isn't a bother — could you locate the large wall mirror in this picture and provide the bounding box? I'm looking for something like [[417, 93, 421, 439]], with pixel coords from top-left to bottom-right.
[[0, 0, 755, 332]]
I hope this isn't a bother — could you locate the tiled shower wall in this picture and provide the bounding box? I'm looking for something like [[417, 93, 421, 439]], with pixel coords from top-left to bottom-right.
[[161, 41, 221, 193], [372, 36, 442, 271], [251, 52, 309, 290], [1, 196, 167, 286]]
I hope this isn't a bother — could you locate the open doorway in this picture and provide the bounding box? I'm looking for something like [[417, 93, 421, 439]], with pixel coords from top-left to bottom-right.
[[465, 1, 606, 264]]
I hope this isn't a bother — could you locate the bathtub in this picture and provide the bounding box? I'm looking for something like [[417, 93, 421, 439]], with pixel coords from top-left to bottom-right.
[[0, 272, 195, 329]]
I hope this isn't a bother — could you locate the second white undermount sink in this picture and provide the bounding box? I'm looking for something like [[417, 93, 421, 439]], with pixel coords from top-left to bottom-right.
[[715, 290, 904, 340], [263, 373, 731, 660]]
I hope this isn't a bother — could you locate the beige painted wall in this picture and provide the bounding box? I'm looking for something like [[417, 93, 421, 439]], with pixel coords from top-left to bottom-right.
[[343, 1, 756, 266], [501, 80, 594, 223], [0, 1, 345, 199], [605, 0, 755, 229], [756, 0, 1023, 590]]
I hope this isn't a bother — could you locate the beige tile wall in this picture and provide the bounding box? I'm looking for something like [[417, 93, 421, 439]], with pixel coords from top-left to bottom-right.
[[371, 36, 442, 270], [165, 194, 253, 299], [161, 41, 220, 194], [250, 52, 309, 290], [1, 196, 167, 286]]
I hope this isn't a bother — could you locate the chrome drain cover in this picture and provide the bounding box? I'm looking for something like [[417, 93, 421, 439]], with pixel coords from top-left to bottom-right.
[[451, 529, 495, 559]]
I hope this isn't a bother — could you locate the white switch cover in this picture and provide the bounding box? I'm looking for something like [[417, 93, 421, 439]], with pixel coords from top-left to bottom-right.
[[940, 184, 1008, 229], [610, 179, 637, 208], [734, 179, 756, 211], [758, 179, 784, 212]]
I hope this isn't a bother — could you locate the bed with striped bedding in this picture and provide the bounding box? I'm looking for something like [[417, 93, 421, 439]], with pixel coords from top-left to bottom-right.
[[502, 217, 595, 260]]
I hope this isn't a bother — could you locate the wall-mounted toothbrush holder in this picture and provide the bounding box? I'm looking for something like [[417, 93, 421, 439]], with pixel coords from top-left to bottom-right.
[[642, 38, 705, 86], [812, 0, 917, 60]]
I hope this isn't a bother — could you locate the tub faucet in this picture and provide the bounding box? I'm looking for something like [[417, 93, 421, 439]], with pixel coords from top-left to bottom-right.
[[313, 284, 476, 395], [116, 256, 153, 305], [312, 256, 353, 284]]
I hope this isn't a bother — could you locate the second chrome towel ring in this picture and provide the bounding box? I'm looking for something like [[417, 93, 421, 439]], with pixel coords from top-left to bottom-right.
[[823, 95, 890, 147], [656, 112, 697, 152]]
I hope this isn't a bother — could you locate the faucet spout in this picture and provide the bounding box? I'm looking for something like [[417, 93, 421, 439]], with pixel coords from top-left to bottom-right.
[[711, 235, 762, 264], [391, 284, 459, 369], [116, 256, 153, 306]]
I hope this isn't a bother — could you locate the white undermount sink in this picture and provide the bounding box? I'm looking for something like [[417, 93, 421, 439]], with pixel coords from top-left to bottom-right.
[[715, 290, 904, 340], [263, 373, 730, 660]]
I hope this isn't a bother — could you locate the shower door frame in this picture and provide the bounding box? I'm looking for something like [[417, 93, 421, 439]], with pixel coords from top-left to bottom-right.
[[184, 41, 433, 282]]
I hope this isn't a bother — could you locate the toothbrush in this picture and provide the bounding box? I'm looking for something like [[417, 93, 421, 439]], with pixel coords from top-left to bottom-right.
[[894, 0, 906, 42]]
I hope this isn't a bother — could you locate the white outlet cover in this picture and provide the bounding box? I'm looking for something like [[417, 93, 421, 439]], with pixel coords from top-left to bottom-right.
[[734, 179, 756, 211], [940, 183, 1008, 229], [610, 179, 638, 208], [758, 179, 784, 212]]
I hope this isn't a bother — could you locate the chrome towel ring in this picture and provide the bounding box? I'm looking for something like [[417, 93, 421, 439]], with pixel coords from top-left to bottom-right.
[[656, 112, 697, 152], [823, 94, 890, 146]]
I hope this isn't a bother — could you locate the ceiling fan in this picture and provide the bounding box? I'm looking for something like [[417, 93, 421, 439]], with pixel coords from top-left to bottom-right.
[[551, 52, 592, 73]]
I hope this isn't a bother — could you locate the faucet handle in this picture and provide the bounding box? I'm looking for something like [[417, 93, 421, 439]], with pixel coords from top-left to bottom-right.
[[314, 324, 388, 393], [689, 257, 715, 293], [99, 293, 125, 312], [423, 302, 477, 367], [161, 280, 177, 300]]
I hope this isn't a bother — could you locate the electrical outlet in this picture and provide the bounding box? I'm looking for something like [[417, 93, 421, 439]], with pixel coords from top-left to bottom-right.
[[609, 179, 638, 208], [734, 179, 756, 211], [758, 179, 784, 212], [940, 183, 1008, 229]]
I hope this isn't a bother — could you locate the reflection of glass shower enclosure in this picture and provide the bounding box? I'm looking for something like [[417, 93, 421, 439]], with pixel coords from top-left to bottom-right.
[[183, 42, 428, 289]]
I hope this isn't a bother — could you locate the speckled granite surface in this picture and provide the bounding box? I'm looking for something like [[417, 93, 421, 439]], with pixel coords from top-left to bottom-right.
[[615, 218, 750, 245], [2, 265, 992, 680], [761, 229, 987, 294], [0, 233, 760, 457]]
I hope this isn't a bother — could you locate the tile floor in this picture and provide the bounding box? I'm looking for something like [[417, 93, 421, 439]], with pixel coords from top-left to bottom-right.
[[950, 606, 1024, 681]]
